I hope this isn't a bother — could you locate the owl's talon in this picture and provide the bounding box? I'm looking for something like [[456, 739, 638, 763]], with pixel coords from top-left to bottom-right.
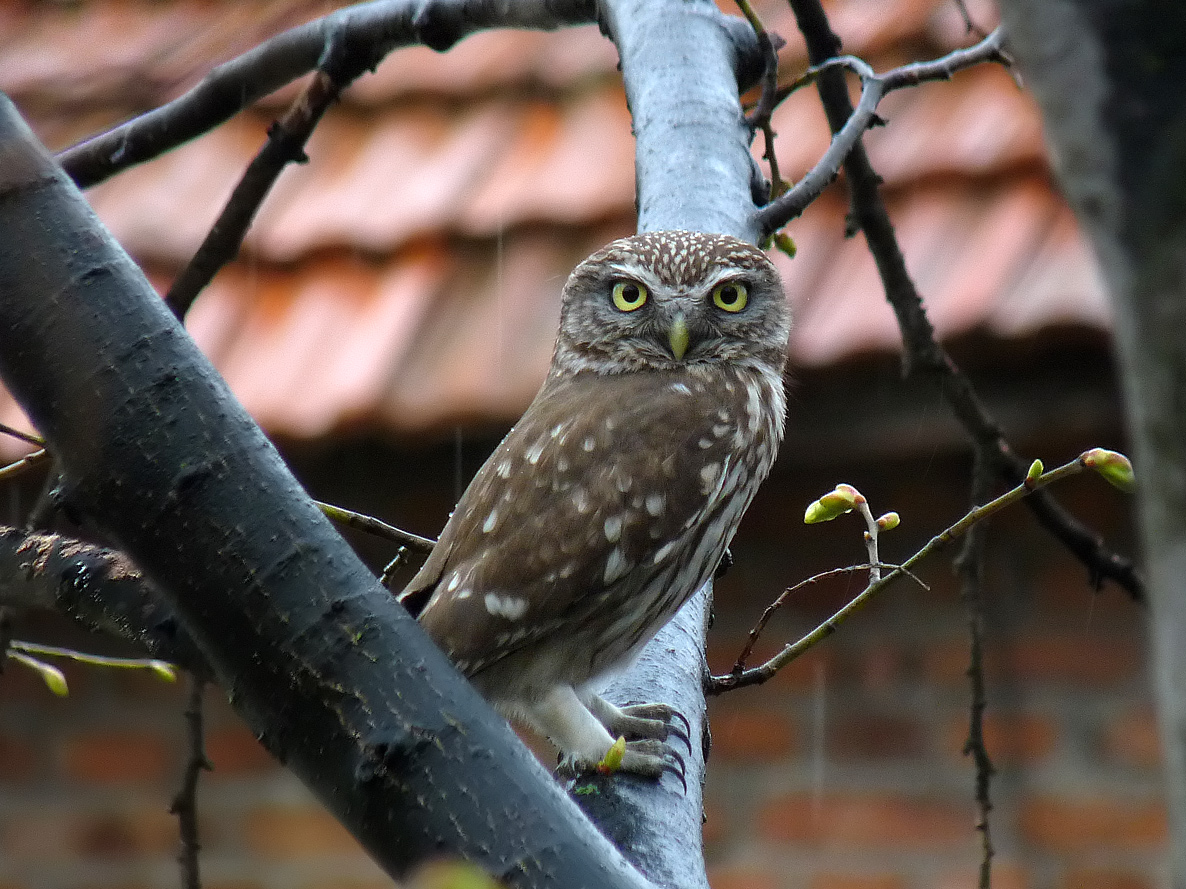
[[613, 701, 692, 754]]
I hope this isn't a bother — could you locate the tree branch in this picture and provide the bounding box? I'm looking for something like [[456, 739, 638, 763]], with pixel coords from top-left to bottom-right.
[[782, 0, 1143, 601], [57, 0, 597, 189], [754, 28, 1007, 234], [0, 95, 653, 889]]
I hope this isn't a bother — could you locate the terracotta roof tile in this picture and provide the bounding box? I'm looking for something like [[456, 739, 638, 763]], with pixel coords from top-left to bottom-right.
[[0, 0, 1113, 443]]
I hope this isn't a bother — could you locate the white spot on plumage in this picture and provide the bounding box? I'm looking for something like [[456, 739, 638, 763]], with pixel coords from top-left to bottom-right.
[[698, 437, 713, 449], [485, 593, 528, 620], [557, 456, 570, 472], [582, 437, 596, 452], [482, 509, 499, 533], [712, 423, 730, 438], [745, 378, 763, 434], [604, 515, 623, 543], [616, 474, 632, 493], [559, 562, 578, 578], [573, 486, 590, 513], [645, 493, 665, 516], [455, 588, 472, 601], [652, 540, 678, 564], [495, 459, 512, 479], [670, 382, 692, 396], [603, 547, 631, 583], [700, 462, 721, 494], [526, 438, 546, 465], [550, 423, 566, 439], [446, 572, 461, 592]]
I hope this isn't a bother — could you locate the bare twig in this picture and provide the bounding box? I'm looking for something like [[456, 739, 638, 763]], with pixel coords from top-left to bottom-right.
[[0, 449, 51, 485], [316, 501, 435, 553], [0, 423, 43, 448], [782, 0, 1143, 601], [170, 676, 212, 889], [57, 0, 596, 189], [955, 453, 995, 889], [735, 0, 785, 201], [754, 28, 1007, 233], [166, 31, 385, 316], [710, 453, 1108, 693]]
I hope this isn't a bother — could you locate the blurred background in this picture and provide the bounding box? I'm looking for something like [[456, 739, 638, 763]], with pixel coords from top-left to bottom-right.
[[0, 1, 1155, 888]]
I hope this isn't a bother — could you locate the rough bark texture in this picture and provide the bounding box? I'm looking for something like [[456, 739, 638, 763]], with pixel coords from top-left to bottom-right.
[[0, 95, 652, 889], [996, 2, 1186, 884]]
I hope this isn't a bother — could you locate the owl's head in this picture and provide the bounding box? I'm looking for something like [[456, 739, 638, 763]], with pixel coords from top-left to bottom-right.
[[552, 231, 791, 377]]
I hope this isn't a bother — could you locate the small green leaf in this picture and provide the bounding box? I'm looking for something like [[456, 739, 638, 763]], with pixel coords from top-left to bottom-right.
[[875, 511, 900, 531], [804, 484, 860, 524], [1026, 459, 1044, 483], [149, 661, 177, 682], [773, 231, 797, 259], [9, 651, 69, 697], [1081, 448, 1135, 491], [597, 735, 626, 774]]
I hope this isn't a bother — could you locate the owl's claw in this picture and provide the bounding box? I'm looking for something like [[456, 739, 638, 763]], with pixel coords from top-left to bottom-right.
[[560, 739, 686, 792], [585, 695, 692, 754]]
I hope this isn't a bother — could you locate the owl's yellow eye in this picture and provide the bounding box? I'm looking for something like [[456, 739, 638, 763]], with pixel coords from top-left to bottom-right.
[[712, 282, 748, 312], [611, 281, 648, 312]]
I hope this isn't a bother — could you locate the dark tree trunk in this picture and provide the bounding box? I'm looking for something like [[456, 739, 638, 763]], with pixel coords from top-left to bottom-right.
[[996, 3, 1186, 884]]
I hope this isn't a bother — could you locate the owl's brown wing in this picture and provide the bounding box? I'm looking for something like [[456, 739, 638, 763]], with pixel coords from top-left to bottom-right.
[[401, 365, 775, 677]]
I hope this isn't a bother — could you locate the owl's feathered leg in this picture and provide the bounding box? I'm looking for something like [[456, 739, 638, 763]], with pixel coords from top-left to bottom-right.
[[524, 685, 684, 781]]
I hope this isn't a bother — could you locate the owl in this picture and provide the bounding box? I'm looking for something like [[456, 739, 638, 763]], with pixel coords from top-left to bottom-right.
[[399, 230, 790, 779]]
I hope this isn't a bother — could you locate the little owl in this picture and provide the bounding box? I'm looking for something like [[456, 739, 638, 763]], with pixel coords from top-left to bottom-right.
[[399, 230, 790, 779]]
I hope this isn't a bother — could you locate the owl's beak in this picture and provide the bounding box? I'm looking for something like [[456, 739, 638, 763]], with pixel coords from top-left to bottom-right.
[[668, 312, 690, 361]]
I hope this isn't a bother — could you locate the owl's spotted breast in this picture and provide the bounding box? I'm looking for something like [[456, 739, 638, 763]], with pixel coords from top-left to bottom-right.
[[406, 360, 783, 688]]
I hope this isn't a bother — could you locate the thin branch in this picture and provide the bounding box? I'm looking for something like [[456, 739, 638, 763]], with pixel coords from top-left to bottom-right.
[[955, 453, 995, 889], [734, 0, 785, 201], [171, 676, 212, 889], [57, 0, 596, 189], [317, 501, 435, 552], [781, 0, 1143, 601], [0, 423, 44, 448], [0, 449, 51, 485], [166, 32, 382, 317], [710, 454, 1099, 693], [754, 28, 1006, 233]]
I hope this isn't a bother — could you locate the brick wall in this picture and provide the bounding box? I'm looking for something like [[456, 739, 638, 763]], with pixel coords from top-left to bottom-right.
[[0, 440, 1160, 889]]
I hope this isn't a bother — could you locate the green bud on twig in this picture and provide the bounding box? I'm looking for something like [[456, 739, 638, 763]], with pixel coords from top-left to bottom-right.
[[1081, 448, 1135, 492], [805, 484, 860, 524]]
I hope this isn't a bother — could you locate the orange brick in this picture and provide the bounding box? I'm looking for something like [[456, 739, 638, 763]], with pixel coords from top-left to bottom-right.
[[62, 731, 172, 784], [4, 806, 174, 860], [943, 712, 1057, 764], [827, 712, 926, 760], [1058, 869, 1153, 889], [1007, 637, 1142, 685], [1019, 797, 1167, 851], [937, 860, 1028, 889], [0, 735, 41, 781], [702, 798, 728, 847], [1102, 708, 1162, 768], [205, 724, 279, 778], [710, 704, 797, 761], [245, 806, 363, 858], [758, 793, 972, 848], [74, 809, 177, 858], [924, 636, 1142, 687], [708, 865, 780, 889], [810, 875, 906, 889]]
